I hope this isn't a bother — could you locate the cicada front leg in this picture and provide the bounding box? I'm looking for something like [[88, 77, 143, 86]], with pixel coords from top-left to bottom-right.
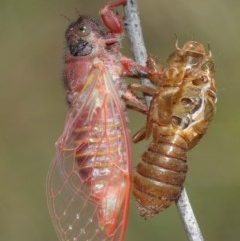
[[100, 0, 127, 34]]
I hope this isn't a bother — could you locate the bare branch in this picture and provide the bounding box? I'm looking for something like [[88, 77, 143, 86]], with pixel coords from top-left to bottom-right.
[[123, 1, 205, 240], [123, 0, 153, 105], [176, 188, 204, 241]]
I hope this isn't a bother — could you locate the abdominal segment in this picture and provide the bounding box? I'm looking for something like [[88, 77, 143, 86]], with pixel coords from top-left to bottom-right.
[[133, 132, 188, 218], [73, 111, 129, 235]]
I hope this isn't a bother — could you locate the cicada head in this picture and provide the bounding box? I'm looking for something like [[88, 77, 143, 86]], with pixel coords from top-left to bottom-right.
[[181, 41, 206, 56], [65, 16, 107, 57], [168, 41, 207, 70], [182, 41, 207, 68]]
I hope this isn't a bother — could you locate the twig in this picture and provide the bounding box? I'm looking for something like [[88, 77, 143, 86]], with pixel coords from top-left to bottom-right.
[[123, 1, 204, 241], [176, 188, 204, 241], [123, 0, 153, 105]]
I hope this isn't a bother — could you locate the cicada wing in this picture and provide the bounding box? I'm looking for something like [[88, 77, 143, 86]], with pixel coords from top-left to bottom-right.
[[47, 66, 131, 241]]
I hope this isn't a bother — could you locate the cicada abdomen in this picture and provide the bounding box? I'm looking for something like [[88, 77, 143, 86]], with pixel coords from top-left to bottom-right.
[[130, 41, 217, 218]]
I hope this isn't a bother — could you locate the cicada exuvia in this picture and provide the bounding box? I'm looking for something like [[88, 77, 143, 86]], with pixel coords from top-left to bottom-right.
[[129, 41, 217, 218]]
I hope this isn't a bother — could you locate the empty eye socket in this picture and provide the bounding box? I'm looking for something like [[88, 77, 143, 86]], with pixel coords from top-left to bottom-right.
[[201, 60, 215, 72]]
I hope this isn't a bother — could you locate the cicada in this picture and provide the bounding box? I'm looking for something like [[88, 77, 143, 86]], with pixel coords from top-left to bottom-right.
[[129, 41, 217, 218], [47, 1, 148, 241]]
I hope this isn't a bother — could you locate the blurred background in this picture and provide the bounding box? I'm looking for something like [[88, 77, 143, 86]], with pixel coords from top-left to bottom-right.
[[0, 0, 239, 240]]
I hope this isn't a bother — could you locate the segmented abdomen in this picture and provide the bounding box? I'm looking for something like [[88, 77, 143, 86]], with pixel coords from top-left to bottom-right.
[[74, 116, 123, 184], [72, 106, 130, 235], [133, 131, 188, 218]]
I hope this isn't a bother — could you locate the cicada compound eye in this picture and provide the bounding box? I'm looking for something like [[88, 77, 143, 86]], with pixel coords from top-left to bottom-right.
[[76, 23, 91, 37], [66, 17, 93, 42]]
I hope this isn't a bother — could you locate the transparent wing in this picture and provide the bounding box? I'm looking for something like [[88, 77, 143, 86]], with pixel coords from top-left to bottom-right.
[[47, 66, 131, 241]]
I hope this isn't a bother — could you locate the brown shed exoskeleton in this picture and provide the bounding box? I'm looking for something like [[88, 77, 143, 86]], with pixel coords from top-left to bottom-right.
[[129, 41, 217, 218]]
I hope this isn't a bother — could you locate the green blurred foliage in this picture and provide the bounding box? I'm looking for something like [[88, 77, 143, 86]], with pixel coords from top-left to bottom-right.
[[0, 0, 239, 240]]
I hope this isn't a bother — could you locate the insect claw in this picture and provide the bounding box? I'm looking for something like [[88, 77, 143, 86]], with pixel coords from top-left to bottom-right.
[[123, 90, 148, 112], [128, 83, 156, 96], [126, 104, 148, 115], [132, 127, 147, 143]]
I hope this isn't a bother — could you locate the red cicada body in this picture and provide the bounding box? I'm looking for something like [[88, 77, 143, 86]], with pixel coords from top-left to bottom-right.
[[47, 1, 148, 240], [129, 41, 217, 218]]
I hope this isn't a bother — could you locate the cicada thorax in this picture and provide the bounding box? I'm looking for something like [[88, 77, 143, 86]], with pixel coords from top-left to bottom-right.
[[132, 41, 217, 218]]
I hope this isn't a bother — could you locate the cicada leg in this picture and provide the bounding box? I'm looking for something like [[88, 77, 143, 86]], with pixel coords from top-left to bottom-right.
[[100, 0, 127, 34]]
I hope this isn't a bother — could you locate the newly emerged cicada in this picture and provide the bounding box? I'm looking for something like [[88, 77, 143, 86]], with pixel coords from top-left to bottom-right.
[[47, 1, 149, 241], [129, 41, 217, 218]]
